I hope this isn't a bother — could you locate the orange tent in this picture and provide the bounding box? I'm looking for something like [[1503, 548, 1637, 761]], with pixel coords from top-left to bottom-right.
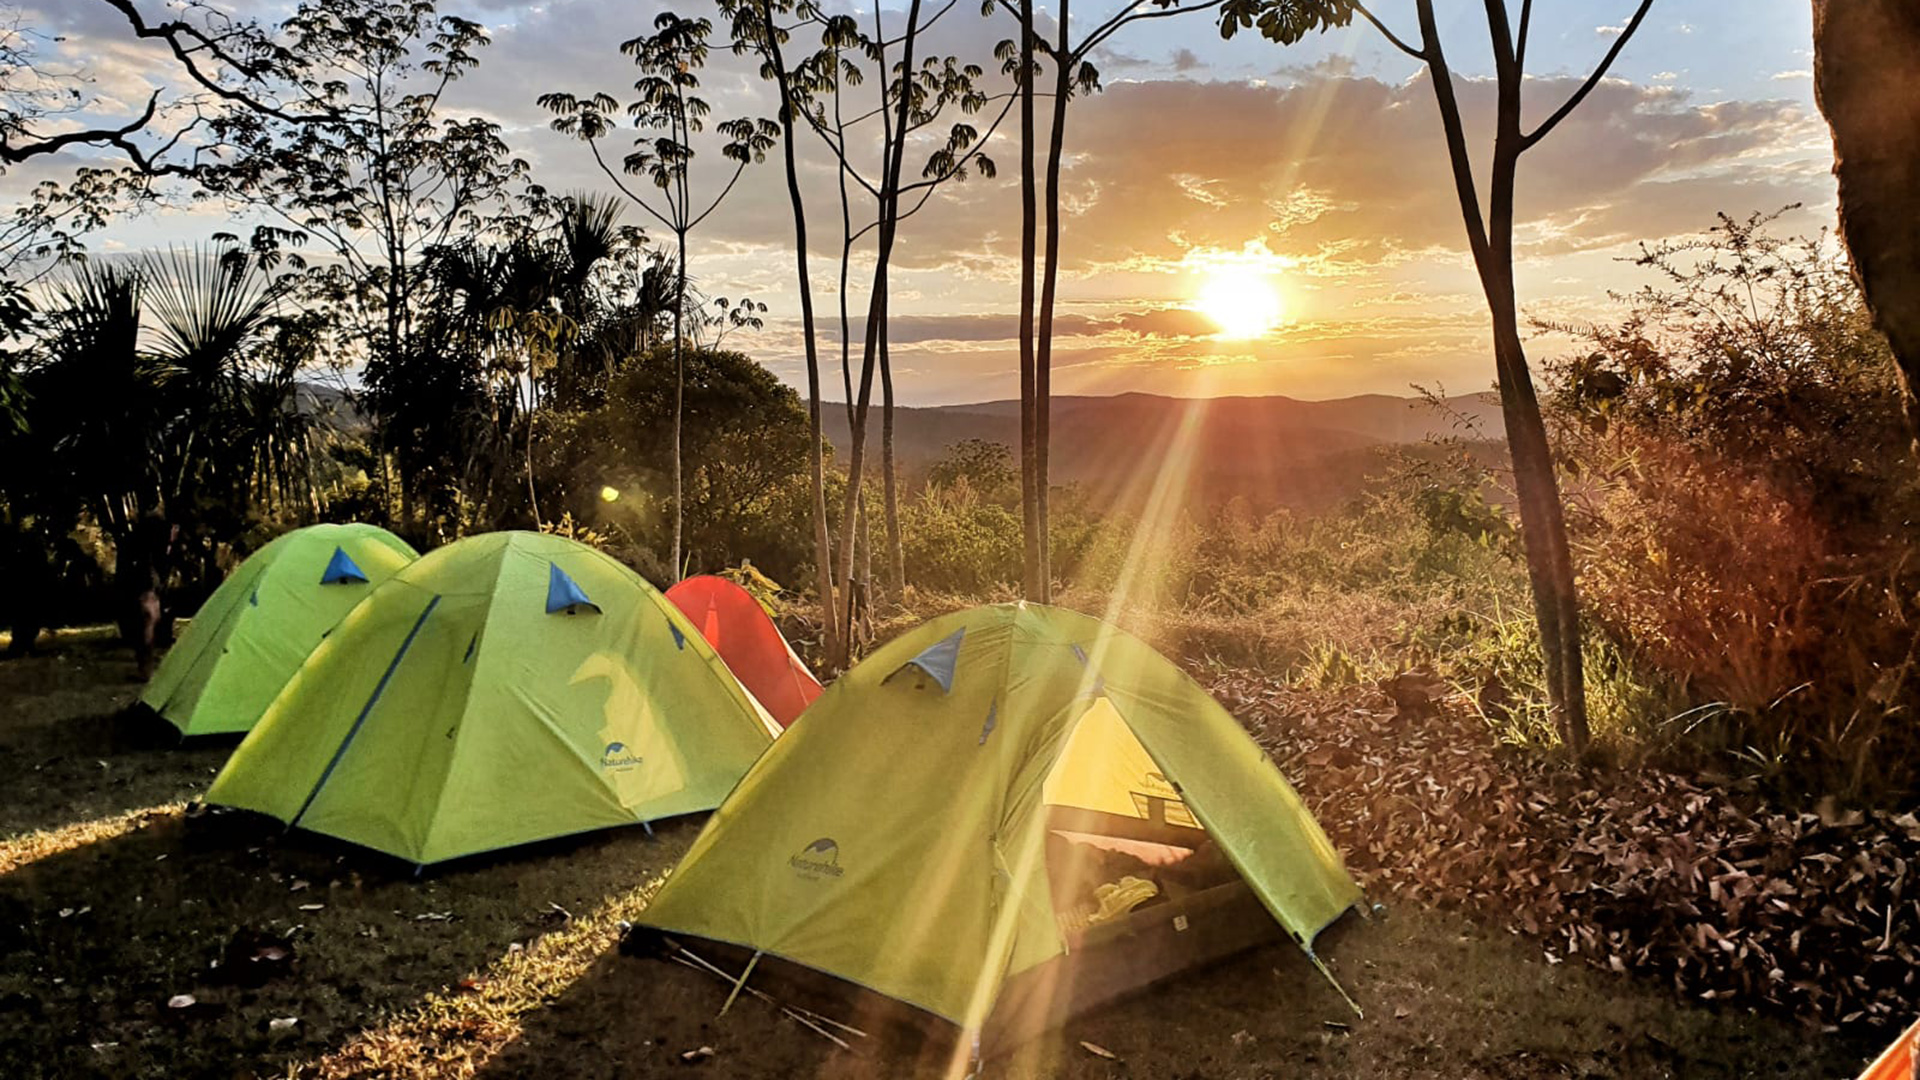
[[665, 575, 822, 728], [1859, 1017, 1918, 1080]]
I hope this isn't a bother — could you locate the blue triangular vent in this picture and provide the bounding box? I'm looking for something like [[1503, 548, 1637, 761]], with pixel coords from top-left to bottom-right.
[[977, 701, 997, 745], [546, 562, 600, 614], [320, 546, 369, 585], [670, 622, 686, 650], [894, 627, 964, 693]]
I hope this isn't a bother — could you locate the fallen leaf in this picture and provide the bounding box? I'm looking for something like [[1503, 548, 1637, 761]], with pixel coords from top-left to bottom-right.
[[167, 994, 195, 1009], [268, 1017, 298, 1033], [1079, 1041, 1119, 1060], [680, 1045, 715, 1064]]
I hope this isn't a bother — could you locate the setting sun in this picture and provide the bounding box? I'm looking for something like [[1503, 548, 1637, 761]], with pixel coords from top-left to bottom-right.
[[1193, 271, 1285, 339]]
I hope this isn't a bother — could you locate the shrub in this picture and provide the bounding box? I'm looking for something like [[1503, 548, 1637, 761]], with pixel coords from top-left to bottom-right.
[[1545, 210, 1920, 805]]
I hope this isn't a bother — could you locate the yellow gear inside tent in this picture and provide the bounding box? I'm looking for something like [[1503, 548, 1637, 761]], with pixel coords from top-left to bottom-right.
[[206, 531, 779, 867], [633, 602, 1362, 1047]]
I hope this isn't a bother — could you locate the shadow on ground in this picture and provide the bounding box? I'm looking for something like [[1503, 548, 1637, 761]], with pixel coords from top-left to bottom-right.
[[0, 637, 680, 1080], [472, 904, 1869, 1079], [0, 803, 672, 1079]]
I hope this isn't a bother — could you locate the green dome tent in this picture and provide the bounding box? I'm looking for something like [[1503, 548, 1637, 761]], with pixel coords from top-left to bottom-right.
[[635, 603, 1362, 1048], [142, 523, 420, 736], [206, 531, 780, 867]]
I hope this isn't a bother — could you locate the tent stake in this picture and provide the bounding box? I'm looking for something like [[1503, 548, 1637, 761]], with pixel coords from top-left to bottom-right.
[[668, 943, 867, 1038], [718, 950, 762, 1018], [1306, 949, 1363, 1019], [642, 821, 655, 839]]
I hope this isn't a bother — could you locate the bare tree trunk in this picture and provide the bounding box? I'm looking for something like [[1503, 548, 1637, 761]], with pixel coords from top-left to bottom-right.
[[671, 231, 686, 579], [762, 2, 841, 662], [881, 325, 904, 594], [1016, 0, 1042, 601], [1416, 0, 1589, 750], [1813, 0, 1920, 441], [831, 0, 920, 664], [523, 375, 542, 528], [1033, 1, 1071, 605]]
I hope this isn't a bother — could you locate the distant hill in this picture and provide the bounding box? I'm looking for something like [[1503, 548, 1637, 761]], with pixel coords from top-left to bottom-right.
[[295, 381, 1503, 514], [823, 391, 1502, 513]]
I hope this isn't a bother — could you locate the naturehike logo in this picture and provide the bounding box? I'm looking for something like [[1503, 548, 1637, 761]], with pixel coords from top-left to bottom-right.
[[789, 837, 844, 878], [600, 741, 644, 769]]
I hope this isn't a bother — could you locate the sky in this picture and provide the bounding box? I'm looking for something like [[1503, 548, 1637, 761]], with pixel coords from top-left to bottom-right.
[[14, 0, 1834, 405]]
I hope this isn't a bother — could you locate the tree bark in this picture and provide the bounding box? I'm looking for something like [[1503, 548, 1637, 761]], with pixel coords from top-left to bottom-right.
[[1416, 0, 1589, 751], [762, 0, 841, 662], [671, 229, 686, 579], [881, 325, 905, 593], [830, 0, 920, 663], [1016, 0, 1042, 601], [1033, 0, 1071, 605], [1812, 0, 1920, 441]]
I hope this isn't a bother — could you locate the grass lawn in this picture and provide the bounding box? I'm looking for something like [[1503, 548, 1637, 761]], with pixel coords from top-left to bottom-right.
[[0, 628, 1876, 1078]]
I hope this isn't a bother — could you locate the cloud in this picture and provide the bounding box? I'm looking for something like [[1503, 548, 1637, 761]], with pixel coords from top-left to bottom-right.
[[20, 0, 1840, 407]]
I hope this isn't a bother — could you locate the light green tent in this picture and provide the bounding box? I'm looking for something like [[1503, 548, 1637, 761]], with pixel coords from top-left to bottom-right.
[[206, 531, 780, 866], [142, 523, 419, 736], [637, 603, 1362, 1044]]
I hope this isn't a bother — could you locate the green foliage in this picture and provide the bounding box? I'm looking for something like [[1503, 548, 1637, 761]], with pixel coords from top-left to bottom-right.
[[899, 480, 1024, 595], [1216, 0, 1356, 44], [537, 346, 819, 582], [924, 439, 1018, 501]]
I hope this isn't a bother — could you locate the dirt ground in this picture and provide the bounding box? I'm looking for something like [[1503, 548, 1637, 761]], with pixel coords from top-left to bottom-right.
[[0, 628, 1880, 1078]]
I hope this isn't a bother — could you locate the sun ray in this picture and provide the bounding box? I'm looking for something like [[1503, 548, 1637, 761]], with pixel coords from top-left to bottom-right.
[[0, 802, 186, 877]]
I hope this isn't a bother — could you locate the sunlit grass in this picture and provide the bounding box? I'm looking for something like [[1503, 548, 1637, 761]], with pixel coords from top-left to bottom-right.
[[0, 801, 185, 876]]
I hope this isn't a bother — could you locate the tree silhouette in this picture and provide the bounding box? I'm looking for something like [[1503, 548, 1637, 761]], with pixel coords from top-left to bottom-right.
[[201, 0, 525, 530], [794, 1, 1006, 658], [542, 12, 777, 579], [992, 0, 1229, 602]]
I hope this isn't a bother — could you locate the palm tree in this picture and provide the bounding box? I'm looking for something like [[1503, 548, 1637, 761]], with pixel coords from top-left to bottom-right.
[[140, 246, 286, 524], [32, 261, 155, 542]]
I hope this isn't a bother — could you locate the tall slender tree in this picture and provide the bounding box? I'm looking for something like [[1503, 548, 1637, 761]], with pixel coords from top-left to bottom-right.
[[995, 0, 1228, 602], [1221, 0, 1657, 752], [800, 4, 1005, 621], [720, 0, 844, 662], [542, 13, 777, 578]]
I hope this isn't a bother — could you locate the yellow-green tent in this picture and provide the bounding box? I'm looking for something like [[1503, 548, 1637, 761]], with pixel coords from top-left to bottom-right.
[[143, 523, 419, 736], [206, 531, 779, 866], [637, 603, 1361, 1040]]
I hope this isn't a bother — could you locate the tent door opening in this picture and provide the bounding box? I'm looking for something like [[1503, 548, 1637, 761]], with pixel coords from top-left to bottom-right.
[[985, 695, 1284, 1048], [1038, 695, 1237, 937]]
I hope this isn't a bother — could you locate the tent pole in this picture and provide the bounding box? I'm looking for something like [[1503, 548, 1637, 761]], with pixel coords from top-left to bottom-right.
[[718, 950, 762, 1018], [1306, 948, 1363, 1019]]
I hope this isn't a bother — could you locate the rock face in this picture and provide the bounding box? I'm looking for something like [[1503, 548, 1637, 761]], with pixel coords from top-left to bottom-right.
[[1813, 0, 1920, 436]]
